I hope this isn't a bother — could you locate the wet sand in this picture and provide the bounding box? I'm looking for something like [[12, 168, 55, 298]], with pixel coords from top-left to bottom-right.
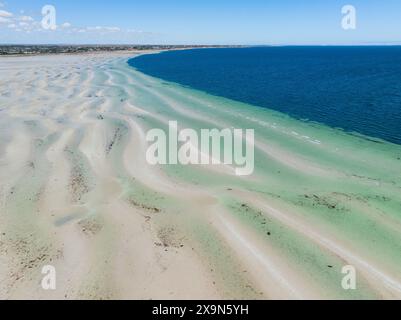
[[1, 52, 401, 300]]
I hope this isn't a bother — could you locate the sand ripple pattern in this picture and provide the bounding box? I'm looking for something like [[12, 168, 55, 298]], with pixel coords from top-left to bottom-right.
[[1, 53, 401, 299]]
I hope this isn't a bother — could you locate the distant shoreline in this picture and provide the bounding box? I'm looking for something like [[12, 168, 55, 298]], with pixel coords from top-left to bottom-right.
[[3, 44, 401, 57], [0, 44, 244, 57]]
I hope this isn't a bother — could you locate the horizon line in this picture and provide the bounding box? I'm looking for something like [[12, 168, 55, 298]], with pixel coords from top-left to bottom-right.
[[1, 43, 401, 47]]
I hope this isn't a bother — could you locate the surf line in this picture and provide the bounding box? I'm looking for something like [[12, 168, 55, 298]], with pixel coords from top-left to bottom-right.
[[145, 121, 255, 176]]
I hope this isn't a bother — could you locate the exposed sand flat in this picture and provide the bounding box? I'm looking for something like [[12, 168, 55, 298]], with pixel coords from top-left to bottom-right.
[[1, 52, 401, 300]]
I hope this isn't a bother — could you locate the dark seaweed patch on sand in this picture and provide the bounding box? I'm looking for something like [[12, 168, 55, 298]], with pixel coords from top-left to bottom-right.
[[156, 226, 185, 249], [127, 197, 161, 213], [64, 146, 92, 203]]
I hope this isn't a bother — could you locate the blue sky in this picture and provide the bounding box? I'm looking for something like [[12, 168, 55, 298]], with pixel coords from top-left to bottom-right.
[[0, 0, 400, 44]]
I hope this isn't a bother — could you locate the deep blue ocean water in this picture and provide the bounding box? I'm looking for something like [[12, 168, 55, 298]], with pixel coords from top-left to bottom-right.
[[128, 47, 401, 145]]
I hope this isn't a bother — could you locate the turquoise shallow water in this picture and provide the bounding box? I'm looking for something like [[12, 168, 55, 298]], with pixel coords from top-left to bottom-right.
[[120, 55, 401, 298], [129, 46, 401, 145]]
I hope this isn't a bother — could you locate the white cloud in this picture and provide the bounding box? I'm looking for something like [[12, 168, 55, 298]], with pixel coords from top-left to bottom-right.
[[19, 15, 34, 22], [86, 26, 121, 32], [127, 29, 148, 34], [0, 9, 12, 18], [105, 26, 120, 32], [1, 14, 160, 44]]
